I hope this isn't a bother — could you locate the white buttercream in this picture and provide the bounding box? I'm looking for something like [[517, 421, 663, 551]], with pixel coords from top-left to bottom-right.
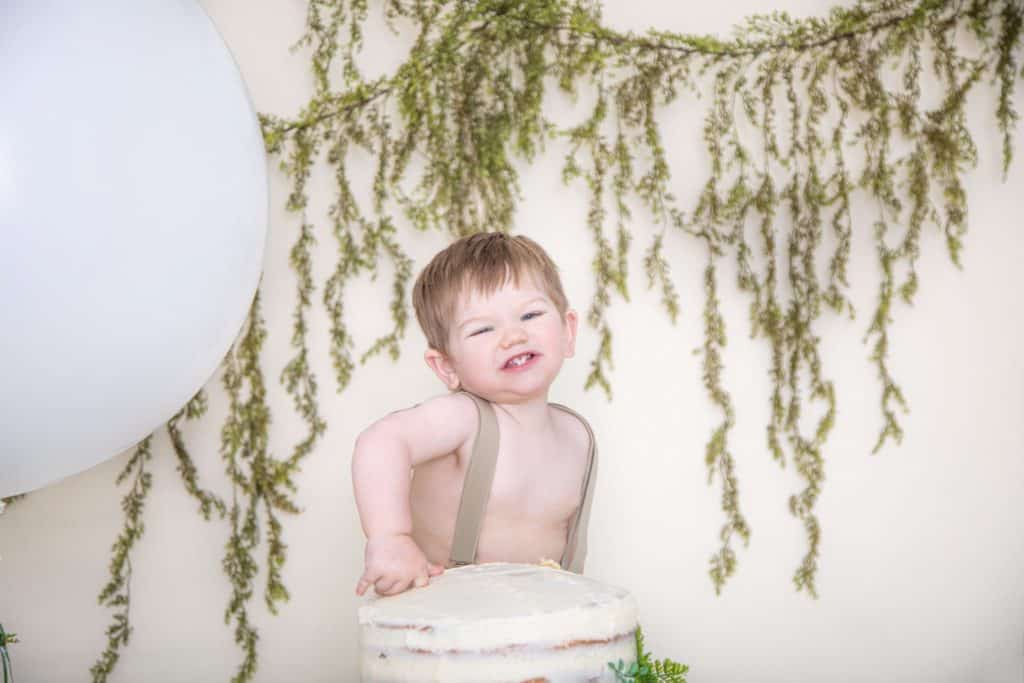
[[358, 563, 638, 682]]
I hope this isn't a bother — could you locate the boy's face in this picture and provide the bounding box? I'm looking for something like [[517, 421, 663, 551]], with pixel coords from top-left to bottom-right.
[[424, 277, 577, 403]]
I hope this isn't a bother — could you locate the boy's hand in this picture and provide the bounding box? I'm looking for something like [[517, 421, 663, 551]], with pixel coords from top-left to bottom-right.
[[356, 533, 444, 597]]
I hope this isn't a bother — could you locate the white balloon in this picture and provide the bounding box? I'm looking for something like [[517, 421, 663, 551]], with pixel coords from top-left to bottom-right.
[[0, 0, 268, 497]]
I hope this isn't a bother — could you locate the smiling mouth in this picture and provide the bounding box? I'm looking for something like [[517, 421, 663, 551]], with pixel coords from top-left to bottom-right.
[[503, 352, 538, 369]]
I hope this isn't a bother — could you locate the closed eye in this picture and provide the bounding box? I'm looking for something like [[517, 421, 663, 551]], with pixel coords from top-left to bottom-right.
[[468, 311, 544, 337]]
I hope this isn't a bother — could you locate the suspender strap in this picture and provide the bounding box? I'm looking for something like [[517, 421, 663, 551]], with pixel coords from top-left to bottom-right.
[[550, 402, 598, 573], [448, 391, 598, 573], [448, 391, 500, 567]]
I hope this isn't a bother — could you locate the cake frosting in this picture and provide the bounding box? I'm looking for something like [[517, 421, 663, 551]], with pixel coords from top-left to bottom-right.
[[358, 562, 638, 682]]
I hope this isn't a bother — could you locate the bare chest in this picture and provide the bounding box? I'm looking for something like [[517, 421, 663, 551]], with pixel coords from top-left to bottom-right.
[[486, 427, 588, 522], [409, 408, 591, 562]]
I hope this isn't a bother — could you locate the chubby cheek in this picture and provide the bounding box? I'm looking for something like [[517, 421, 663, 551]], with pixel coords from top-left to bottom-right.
[[472, 355, 496, 378], [543, 324, 569, 355], [459, 346, 494, 378]]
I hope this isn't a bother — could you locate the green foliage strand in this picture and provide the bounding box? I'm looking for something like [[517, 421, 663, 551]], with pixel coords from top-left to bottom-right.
[[90, 438, 153, 683]]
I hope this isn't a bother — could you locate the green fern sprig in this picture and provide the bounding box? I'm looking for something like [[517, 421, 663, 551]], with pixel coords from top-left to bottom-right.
[[609, 627, 689, 683]]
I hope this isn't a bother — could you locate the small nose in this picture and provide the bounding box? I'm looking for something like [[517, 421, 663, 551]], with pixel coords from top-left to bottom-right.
[[500, 326, 527, 348]]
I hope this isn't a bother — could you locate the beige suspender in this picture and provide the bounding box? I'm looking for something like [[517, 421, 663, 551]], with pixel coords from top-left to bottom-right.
[[552, 401, 598, 573], [448, 391, 598, 573], [448, 391, 500, 567]]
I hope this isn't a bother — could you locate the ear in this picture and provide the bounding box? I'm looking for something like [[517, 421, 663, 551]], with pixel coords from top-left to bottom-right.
[[424, 348, 461, 391], [563, 308, 579, 358]]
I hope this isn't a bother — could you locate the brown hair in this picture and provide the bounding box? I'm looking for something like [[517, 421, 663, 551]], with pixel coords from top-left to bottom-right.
[[412, 232, 568, 356]]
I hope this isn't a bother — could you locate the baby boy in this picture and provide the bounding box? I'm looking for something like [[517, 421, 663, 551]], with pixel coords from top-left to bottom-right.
[[352, 232, 597, 597]]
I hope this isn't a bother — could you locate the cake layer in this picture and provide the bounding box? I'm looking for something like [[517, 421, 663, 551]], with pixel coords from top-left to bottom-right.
[[358, 563, 638, 683], [360, 634, 636, 682]]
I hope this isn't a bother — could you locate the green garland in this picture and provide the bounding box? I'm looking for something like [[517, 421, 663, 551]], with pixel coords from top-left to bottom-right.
[[260, 0, 1022, 603], [50, 0, 1023, 680]]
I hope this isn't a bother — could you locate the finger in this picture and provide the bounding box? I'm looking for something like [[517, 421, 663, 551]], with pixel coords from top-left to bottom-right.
[[356, 568, 380, 596], [413, 575, 429, 588], [381, 578, 411, 596], [374, 577, 398, 596], [427, 563, 444, 576]]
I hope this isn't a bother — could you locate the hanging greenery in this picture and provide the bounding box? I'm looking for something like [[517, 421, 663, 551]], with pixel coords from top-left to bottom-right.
[[258, 0, 1022, 605], [89, 437, 153, 682], [3, 1, 1014, 681]]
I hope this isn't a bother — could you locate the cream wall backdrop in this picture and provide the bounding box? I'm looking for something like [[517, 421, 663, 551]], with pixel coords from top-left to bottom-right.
[[1, 1, 1022, 681]]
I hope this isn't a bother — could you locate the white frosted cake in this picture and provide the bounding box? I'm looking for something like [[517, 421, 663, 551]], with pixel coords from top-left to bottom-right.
[[358, 563, 638, 682]]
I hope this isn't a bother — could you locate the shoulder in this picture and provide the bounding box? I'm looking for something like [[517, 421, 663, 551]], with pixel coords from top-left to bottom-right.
[[550, 403, 594, 457], [382, 392, 479, 433], [372, 392, 480, 467]]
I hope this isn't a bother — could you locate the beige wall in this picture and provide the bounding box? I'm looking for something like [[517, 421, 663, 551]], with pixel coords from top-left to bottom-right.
[[2, 1, 1023, 681]]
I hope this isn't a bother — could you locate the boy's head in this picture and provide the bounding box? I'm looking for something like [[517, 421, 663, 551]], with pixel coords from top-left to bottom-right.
[[412, 232, 577, 399]]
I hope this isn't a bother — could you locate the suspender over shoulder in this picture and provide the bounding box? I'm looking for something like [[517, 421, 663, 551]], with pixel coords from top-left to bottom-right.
[[447, 391, 500, 568], [448, 391, 598, 573]]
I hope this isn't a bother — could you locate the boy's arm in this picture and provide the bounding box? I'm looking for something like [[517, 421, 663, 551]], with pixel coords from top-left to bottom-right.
[[352, 392, 477, 596]]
